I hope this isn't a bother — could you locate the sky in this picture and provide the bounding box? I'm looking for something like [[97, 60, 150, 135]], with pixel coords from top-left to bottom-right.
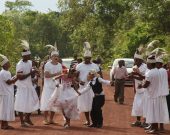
[[0, 0, 59, 13]]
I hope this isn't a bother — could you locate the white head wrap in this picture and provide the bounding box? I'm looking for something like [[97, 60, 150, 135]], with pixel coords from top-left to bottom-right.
[[0, 54, 9, 66], [51, 50, 59, 57], [84, 50, 92, 57], [134, 53, 143, 60], [83, 41, 92, 57], [147, 56, 156, 63], [156, 58, 163, 63], [20, 40, 31, 56]]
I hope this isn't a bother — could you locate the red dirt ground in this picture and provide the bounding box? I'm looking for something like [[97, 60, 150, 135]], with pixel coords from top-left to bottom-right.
[[1, 72, 170, 135]]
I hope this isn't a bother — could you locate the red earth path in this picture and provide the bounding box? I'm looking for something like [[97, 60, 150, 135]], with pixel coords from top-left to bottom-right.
[[1, 72, 170, 135]]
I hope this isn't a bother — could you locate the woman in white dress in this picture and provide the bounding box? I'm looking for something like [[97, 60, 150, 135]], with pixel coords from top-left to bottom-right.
[[0, 54, 17, 129], [49, 69, 81, 128], [40, 49, 62, 125]]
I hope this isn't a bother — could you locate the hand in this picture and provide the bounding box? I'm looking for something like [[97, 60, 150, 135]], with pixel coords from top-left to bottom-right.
[[77, 91, 81, 96], [31, 69, 37, 75], [80, 81, 85, 86], [110, 81, 114, 86], [138, 84, 142, 89]]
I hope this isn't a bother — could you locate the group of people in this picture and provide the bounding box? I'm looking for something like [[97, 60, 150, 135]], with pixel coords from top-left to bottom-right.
[[0, 40, 113, 130], [0, 40, 170, 133], [130, 52, 170, 134]]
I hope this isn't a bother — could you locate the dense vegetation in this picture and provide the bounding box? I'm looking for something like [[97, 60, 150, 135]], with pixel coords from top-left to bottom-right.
[[0, 0, 170, 72]]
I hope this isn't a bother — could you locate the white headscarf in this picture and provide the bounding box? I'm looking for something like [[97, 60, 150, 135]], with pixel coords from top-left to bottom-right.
[[0, 54, 9, 66]]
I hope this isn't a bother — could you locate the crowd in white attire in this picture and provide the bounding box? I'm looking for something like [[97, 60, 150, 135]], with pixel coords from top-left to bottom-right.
[[1, 40, 170, 132], [131, 54, 170, 134]]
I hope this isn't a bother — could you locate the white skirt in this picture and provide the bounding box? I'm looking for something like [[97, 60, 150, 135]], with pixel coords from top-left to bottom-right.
[[77, 85, 94, 112], [40, 86, 56, 112], [142, 91, 148, 118], [15, 86, 39, 113], [146, 96, 169, 123], [48, 85, 79, 120], [131, 92, 144, 116], [0, 94, 15, 121]]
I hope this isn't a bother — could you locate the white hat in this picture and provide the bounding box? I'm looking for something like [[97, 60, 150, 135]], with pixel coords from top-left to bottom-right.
[[20, 40, 31, 56], [0, 54, 9, 66], [134, 53, 143, 60], [84, 50, 92, 57], [51, 50, 59, 56], [156, 58, 163, 63], [147, 55, 156, 63], [83, 41, 92, 57]]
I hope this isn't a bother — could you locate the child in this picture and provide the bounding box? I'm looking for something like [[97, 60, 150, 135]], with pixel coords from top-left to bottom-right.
[[85, 69, 113, 128], [48, 69, 81, 128], [0, 54, 18, 129]]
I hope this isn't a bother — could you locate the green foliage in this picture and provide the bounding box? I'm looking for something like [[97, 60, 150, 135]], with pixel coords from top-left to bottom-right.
[[0, 0, 170, 71]]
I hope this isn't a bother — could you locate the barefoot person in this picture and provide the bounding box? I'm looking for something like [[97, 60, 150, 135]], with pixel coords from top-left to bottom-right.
[[0, 54, 17, 130], [48, 69, 81, 128], [15, 40, 40, 127]]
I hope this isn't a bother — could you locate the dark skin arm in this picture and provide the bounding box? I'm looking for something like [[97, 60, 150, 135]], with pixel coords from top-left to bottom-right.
[[75, 71, 85, 85], [17, 69, 37, 80], [128, 72, 145, 81], [138, 80, 150, 89], [6, 76, 18, 85]]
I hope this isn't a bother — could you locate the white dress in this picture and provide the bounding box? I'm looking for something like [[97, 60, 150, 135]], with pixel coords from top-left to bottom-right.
[[0, 69, 15, 121], [15, 60, 39, 113], [76, 62, 99, 112], [142, 69, 150, 118], [48, 78, 80, 120], [145, 68, 169, 123], [40, 61, 62, 112], [132, 63, 147, 116]]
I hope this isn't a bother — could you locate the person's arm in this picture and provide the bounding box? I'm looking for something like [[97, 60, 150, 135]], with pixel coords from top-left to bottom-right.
[[17, 70, 34, 80], [138, 80, 150, 89], [79, 83, 91, 95], [44, 71, 62, 78], [6, 76, 18, 85], [112, 67, 116, 80], [98, 77, 111, 85], [138, 72, 151, 89]]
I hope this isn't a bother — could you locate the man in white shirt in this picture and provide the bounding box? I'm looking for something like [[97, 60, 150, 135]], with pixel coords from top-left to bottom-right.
[[15, 41, 39, 127], [76, 41, 99, 126], [156, 58, 169, 132]]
